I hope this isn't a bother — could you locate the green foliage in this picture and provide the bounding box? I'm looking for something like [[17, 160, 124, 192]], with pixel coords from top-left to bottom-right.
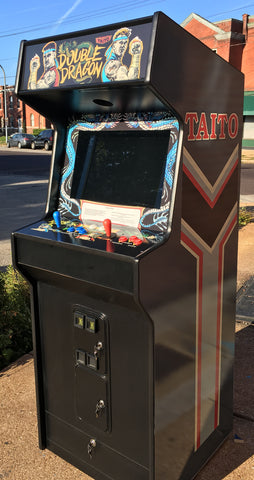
[[0, 266, 32, 371], [32, 128, 44, 136], [239, 207, 253, 227]]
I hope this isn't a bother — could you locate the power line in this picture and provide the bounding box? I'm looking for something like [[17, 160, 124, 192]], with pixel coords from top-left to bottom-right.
[[208, 3, 254, 19], [0, 57, 17, 61], [0, 0, 165, 39]]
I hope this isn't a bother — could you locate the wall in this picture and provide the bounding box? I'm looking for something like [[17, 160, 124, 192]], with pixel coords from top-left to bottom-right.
[[241, 16, 254, 90], [24, 104, 50, 134], [0, 86, 22, 133], [0, 85, 51, 135]]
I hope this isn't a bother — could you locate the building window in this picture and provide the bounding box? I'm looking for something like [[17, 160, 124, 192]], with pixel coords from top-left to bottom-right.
[[39, 115, 46, 128], [30, 113, 35, 127], [17, 98, 20, 108], [9, 95, 13, 109], [10, 115, 14, 127], [0, 97, 2, 109]]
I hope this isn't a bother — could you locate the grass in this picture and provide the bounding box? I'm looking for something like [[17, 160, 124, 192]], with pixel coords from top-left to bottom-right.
[[0, 136, 7, 146]]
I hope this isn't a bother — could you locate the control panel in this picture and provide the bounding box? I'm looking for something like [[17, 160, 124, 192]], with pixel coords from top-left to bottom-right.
[[30, 211, 163, 256]]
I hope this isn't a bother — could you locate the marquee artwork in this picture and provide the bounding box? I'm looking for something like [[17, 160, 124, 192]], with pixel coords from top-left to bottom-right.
[[26, 26, 146, 89]]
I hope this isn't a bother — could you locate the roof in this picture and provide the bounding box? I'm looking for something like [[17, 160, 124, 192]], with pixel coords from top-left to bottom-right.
[[181, 12, 245, 42], [181, 13, 224, 34]]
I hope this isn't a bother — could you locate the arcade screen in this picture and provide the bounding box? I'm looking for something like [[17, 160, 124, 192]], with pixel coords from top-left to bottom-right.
[[71, 130, 170, 209]]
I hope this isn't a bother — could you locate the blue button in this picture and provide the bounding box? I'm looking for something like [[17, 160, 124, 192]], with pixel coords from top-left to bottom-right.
[[67, 227, 75, 232], [77, 227, 87, 234]]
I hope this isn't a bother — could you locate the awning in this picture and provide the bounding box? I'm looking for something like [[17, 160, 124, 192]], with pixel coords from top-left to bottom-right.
[[243, 92, 254, 115]]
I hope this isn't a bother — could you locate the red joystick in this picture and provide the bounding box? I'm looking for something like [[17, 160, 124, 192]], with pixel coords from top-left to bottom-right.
[[103, 218, 112, 238]]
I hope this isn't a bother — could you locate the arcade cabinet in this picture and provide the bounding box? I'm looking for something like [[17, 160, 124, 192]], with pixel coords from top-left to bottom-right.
[[12, 12, 244, 480]]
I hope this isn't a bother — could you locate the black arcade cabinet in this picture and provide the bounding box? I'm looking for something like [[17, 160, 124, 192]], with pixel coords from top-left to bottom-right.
[[12, 12, 244, 480]]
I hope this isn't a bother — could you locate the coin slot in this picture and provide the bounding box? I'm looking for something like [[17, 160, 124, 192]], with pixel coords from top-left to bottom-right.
[[85, 315, 97, 333]]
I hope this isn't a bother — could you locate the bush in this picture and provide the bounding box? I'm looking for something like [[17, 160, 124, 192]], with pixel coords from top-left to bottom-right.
[[0, 266, 32, 371], [239, 207, 253, 227], [33, 128, 44, 136]]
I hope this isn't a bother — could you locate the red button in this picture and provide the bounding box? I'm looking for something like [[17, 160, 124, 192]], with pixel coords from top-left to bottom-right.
[[129, 235, 138, 242], [132, 238, 143, 246], [118, 235, 128, 243]]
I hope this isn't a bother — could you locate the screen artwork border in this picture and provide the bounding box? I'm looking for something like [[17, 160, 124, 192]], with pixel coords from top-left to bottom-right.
[[59, 112, 180, 235]]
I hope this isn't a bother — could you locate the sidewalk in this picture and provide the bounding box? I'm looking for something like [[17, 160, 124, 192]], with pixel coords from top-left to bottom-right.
[[194, 225, 254, 480]]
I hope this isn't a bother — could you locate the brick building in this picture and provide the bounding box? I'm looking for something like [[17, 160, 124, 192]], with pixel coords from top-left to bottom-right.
[[22, 103, 51, 134], [0, 85, 22, 134], [0, 85, 50, 136], [182, 13, 254, 146]]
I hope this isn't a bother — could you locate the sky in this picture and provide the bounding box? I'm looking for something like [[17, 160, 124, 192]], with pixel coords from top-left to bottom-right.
[[1, 0, 254, 86]]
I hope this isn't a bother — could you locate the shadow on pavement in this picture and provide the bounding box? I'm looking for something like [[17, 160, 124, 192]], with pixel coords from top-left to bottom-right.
[[196, 323, 254, 480]]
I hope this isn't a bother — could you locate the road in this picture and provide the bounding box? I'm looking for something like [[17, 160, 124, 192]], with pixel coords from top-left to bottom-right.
[[0, 148, 51, 176], [240, 162, 254, 196], [0, 148, 51, 270]]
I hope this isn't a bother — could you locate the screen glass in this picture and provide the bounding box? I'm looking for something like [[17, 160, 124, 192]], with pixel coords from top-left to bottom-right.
[[71, 130, 170, 209]]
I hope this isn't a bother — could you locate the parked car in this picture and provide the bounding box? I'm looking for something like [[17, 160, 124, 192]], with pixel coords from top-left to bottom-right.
[[31, 129, 54, 150], [7, 133, 35, 149]]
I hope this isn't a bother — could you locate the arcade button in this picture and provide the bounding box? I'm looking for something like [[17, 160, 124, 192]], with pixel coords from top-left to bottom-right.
[[128, 235, 143, 246], [128, 235, 138, 242], [76, 226, 88, 234], [67, 226, 75, 232], [132, 238, 143, 246], [118, 235, 128, 243]]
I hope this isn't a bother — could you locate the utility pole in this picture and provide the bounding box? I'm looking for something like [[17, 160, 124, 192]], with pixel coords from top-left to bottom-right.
[[0, 65, 8, 144]]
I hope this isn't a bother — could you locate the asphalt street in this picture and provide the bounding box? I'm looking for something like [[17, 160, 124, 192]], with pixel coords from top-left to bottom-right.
[[240, 162, 254, 204], [0, 148, 51, 175], [0, 148, 50, 270]]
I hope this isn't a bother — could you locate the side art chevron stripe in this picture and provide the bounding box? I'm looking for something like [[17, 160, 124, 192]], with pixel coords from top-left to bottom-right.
[[181, 202, 238, 451], [183, 145, 239, 208]]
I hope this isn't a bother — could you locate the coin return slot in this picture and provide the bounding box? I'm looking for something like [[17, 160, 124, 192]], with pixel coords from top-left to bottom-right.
[[76, 350, 98, 370], [76, 350, 86, 366], [86, 353, 98, 370]]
